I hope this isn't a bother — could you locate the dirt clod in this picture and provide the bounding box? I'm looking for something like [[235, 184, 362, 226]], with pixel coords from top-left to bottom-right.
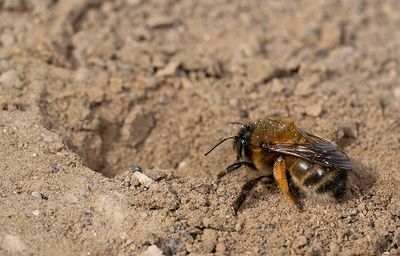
[[201, 229, 218, 253], [121, 107, 155, 147]]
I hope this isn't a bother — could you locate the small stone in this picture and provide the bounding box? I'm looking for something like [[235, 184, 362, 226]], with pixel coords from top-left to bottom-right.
[[31, 192, 48, 200], [152, 54, 166, 69], [296, 235, 307, 247], [31, 192, 41, 198], [239, 108, 249, 118], [133, 171, 155, 188], [109, 77, 124, 93], [156, 61, 180, 77], [142, 245, 163, 256], [32, 210, 41, 216], [142, 169, 168, 181], [80, 211, 93, 228], [329, 242, 340, 253], [202, 229, 218, 253], [158, 238, 186, 255], [130, 164, 143, 173], [215, 242, 226, 253], [0, 70, 23, 89], [178, 161, 187, 169], [86, 88, 105, 104], [235, 222, 242, 232], [320, 22, 342, 48], [40, 132, 55, 143], [49, 142, 64, 153], [304, 102, 323, 117], [147, 16, 177, 29], [126, 0, 143, 6]]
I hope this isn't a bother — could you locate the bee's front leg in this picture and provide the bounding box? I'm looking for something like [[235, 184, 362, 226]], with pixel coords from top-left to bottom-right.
[[217, 162, 255, 179]]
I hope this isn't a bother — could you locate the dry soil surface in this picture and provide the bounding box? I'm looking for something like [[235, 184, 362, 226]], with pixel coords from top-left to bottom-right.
[[1, 0, 400, 255]]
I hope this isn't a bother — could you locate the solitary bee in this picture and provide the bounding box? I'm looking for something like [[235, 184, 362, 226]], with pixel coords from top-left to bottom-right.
[[205, 117, 352, 212]]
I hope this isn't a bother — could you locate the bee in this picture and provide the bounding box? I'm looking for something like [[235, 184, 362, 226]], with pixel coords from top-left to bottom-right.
[[205, 116, 352, 212]]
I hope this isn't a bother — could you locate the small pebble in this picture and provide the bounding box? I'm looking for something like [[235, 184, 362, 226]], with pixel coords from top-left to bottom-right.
[[235, 222, 242, 232], [109, 77, 124, 93], [142, 168, 168, 181], [147, 15, 177, 29], [32, 210, 41, 216], [156, 61, 180, 77], [40, 132, 54, 143], [142, 245, 163, 256], [297, 235, 307, 247], [31, 192, 41, 198], [31, 192, 48, 200], [49, 142, 64, 153], [239, 108, 249, 118], [215, 242, 226, 253], [130, 164, 143, 173], [133, 171, 156, 188], [202, 229, 218, 253], [304, 102, 323, 117], [158, 238, 186, 255]]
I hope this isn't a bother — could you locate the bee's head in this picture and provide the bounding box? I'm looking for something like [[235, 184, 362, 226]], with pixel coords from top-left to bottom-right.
[[205, 122, 254, 161], [233, 123, 254, 161]]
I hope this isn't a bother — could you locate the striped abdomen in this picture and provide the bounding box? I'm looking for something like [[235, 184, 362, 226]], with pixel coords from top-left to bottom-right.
[[288, 158, 347, 201]]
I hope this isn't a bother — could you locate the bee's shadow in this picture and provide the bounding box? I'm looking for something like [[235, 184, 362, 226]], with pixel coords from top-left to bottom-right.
[[346, 160, 377, 201]]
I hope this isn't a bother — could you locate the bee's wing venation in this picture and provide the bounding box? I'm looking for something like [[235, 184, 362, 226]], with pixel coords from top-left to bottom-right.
[[266, 130, 352, 171]]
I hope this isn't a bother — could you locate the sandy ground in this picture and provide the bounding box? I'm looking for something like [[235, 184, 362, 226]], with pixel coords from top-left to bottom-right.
[[1, 0, 400, 255]]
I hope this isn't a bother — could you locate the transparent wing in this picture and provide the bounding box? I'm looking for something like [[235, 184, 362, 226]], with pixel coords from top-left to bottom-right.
[[265, 130, 352, 171]]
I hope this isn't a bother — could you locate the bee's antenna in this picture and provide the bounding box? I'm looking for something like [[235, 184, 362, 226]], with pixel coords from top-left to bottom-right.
[[204, 136, 237, 156]]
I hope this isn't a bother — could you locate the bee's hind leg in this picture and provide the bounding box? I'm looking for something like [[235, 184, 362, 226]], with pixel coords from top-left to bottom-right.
[[273, 156, 301, 210], [233, 176, 265, 214]]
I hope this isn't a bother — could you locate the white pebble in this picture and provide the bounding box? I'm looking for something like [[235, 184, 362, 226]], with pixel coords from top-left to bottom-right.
[[133, 171, 155, 188], [142, 245, 163, 256], [32, 210, 41, 216]]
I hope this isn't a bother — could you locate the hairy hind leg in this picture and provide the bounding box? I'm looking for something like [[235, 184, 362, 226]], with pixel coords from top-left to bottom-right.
[[273, 156, 301, 209], [233, 176, 266, 214]]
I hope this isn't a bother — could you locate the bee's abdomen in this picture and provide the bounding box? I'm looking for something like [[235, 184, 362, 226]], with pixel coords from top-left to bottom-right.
[[289, 159, 347, 200]]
